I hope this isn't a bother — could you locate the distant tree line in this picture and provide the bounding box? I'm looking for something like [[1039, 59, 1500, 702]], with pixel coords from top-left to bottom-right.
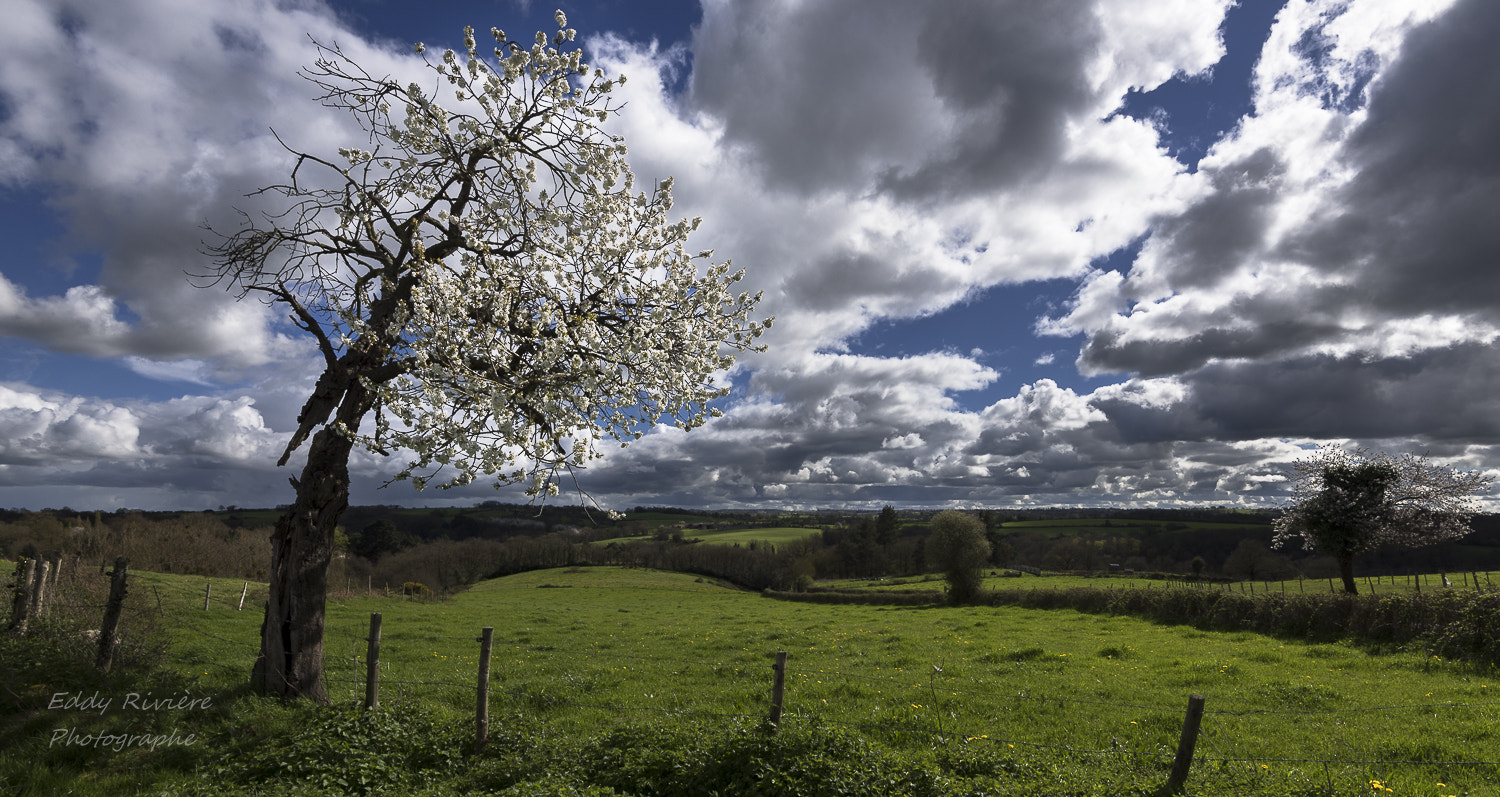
[[6, 504, 1500, 598]]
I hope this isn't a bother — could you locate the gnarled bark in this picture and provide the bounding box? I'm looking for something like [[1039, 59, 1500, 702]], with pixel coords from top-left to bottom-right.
[[1337, 552, 1359, 595], [252, 379, 373, 702]]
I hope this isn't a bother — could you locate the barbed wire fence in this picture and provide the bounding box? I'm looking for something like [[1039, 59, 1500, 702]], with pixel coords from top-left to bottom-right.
[[9, 557, 1500, 792]]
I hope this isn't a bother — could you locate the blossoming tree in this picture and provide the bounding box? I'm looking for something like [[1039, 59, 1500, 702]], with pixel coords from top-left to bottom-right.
[[1272, 446, 1492, 594], [204, 13, 770, 701]]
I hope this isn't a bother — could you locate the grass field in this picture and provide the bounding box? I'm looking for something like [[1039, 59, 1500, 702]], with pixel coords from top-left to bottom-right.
[[597, 526, 821, 546], [829, 570, 1500, 596], [996, 518, 1271, 536], [5, 565, 1499, 795]]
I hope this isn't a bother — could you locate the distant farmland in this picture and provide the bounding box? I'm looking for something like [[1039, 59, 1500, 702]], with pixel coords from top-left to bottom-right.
[[603, 526, 821, 547]]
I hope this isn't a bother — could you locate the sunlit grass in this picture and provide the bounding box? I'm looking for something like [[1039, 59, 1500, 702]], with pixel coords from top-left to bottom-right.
[[8, 564, 1499, 794]]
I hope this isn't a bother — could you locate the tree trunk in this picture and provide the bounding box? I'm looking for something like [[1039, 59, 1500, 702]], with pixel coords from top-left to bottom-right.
[[252, 381, 373, 702], [1338, 553, 1359, 595]]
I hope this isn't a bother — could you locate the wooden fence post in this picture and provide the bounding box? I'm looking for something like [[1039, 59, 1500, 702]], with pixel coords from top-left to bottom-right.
[[1166, 693, 1206, 793], [476, 626, 494, 755], [6, 558, 33, 633], [238, 582, 249, 611], [20, 560, 52, 634], [203, 581, 212, 610], [8, 559, 21, 626], [8, 558, 36, 633], [364, 612, 382, 709], [45, 557, 62, 612], [769, 650, 788, 733], [96, 558, 129, 672]]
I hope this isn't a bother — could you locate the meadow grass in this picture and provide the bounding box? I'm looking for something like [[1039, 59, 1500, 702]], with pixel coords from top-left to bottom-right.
[[5, 565, 1499, 795], [997, 518, 1270, 535], [828, 570, 1500, 596], [595, 526, 821, 546]]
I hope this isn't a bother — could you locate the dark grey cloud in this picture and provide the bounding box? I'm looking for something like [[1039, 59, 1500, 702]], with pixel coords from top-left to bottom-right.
[[687, 0, 945, 194], [1283, 0, 1500, 319], [879, 0, 1102, 199], [1144, 147, 1284, 289], [691, 0, 1114, 200], [1179, 344, 1500, 444]]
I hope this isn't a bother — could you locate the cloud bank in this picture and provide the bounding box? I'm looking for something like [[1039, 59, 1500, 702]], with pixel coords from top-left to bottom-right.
[[1, 0, 1496, 510]]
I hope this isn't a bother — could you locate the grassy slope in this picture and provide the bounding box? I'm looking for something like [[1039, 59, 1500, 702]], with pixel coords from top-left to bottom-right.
[[6, 565, 1498, 795]]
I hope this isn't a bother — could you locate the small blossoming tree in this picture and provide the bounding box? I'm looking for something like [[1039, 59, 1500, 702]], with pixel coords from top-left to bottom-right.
[[204, 12, 770, 701], [1272, 446, 1492, 595]]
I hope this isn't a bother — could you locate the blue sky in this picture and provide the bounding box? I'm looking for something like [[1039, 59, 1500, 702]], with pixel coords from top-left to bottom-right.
[[2, 0, 1498, 511]]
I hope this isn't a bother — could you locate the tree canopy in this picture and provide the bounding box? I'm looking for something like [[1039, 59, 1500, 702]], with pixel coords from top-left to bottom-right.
[[926, 510, 990, 604], [202, 13, 770, 700], [1272, 446, 1492, 594]]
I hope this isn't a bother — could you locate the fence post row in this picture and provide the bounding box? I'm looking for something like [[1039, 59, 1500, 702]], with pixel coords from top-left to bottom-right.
[[96, 557, 129, 672], [365, 612, 382, 710], [476, 626, 494, 755], [1166, 693, 1206, 793], [769, 650, 788, 734]]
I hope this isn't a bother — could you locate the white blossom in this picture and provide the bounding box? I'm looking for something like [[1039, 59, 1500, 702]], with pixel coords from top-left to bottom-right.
[[209, 16, 770, 502]]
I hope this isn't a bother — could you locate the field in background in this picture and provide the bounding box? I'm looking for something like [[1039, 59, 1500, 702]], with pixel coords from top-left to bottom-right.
[[827, 569, 1500, 596], [997, 517, 1269, 535], [595, 526, 821, 546]]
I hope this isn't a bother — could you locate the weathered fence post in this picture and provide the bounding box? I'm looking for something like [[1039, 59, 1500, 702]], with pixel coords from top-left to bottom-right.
[[20, 560, 52, 634], [8, 558, 35, 633], [769, 650, 788, 733], [203, 581, 212, 610], [476, 626, 494, 755], [38, 559, 54, 614], [365, 612, 382, 710], [238, 582, 249, 611], [96, 557, 129, 672], [46, 557, 62, 612], [1166, 693, 1206, 793]]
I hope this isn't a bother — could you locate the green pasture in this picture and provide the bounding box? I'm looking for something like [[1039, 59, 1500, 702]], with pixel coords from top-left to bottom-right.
[[596, 526, 821, 547], [832, 569, 1500, 596], [683, 527, 822, 546], [6, 565, 1499, 795], [998, 517, 1271, 536], [616, 511, 723, 529]]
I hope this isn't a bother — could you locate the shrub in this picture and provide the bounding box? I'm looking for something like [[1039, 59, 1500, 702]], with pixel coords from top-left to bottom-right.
[[401, 581, 432, 599], [925, 512, 990, 605]]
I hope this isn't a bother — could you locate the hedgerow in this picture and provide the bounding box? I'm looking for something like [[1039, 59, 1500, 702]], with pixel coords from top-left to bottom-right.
[[765, 584, 1500, 667]]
